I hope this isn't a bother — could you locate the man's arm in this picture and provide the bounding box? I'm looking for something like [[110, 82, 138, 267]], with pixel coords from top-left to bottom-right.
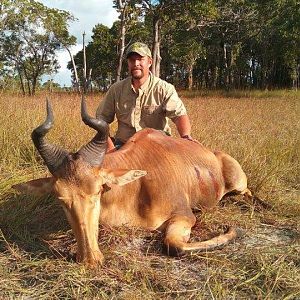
[[172, 115, 191, 136], [162, 82, 198, 142], [96, 88, 116, 122], [172, 115, 199, 142], [96, 87, 117, 152]]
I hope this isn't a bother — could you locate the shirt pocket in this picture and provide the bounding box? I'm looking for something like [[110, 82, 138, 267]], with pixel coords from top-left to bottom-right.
[[141, 105, 164, 128], [142, 105, 162, 115], [116, 100, 134, 117]]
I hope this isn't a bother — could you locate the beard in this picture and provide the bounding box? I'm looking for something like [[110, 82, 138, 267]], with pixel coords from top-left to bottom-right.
[[131, 68, 144, 79]]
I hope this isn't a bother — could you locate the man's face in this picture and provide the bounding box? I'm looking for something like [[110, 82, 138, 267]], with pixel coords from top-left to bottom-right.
[[127, 53, 152, 80]]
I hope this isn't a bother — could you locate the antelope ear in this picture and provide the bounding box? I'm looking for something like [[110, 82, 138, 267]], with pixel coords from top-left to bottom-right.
[[99, 168, 147, 186], [12, 177, 56, 196]]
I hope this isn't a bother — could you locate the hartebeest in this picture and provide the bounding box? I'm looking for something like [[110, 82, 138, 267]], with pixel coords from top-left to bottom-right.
[[13, 98, 251, 266]]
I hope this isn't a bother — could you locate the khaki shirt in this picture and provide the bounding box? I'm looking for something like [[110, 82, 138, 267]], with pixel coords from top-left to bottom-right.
[[96, 73, 187, 143]]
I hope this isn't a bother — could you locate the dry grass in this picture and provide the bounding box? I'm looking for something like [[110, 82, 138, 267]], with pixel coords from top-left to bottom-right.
[[0, 90, 299, 299]]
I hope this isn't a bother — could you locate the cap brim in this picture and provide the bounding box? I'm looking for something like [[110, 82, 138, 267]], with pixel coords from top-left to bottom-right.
[[126, 51, 151, 58]]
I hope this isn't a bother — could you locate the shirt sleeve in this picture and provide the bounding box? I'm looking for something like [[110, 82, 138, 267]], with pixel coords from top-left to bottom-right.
[[163, 83, 187, 119], [96, 85, 116, 123]]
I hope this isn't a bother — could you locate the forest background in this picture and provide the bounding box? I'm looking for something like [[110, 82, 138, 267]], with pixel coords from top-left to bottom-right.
[[1, 0, 299, 95]]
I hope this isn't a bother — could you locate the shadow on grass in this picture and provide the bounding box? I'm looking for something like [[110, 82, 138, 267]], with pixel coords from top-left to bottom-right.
[[220, 193, 273, 212], [0, 193, 72, 260], [1, 190, 298, 268], [0, 192, 166, 263]]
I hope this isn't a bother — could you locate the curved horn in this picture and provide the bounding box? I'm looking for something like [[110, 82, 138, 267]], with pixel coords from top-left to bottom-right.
[[78, 96, 108, 166], [31, 99, 68, 174]]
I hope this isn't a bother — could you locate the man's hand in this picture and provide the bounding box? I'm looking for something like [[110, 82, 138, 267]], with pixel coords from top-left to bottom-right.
[[181, 134, 200, 144]]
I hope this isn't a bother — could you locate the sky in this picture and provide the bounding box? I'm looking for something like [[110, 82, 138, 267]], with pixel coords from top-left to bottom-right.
[[39, 0, 119, 86]]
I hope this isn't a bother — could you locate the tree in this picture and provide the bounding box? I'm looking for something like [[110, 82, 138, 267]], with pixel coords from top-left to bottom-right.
[[113, 0, 145, 82], [0, 0, 14, 31], [0, 0, 76, 95], [42, 79, 61, 92], [170, 27, 204, 90], [66, 0, 299, 90], [250, 0, 300, 89], [114, 0, 129, 82], [166, 1, 218, 89], [68, 24, 116, 91], [68, 20, 150, 89], [141, 0, 186, 77]]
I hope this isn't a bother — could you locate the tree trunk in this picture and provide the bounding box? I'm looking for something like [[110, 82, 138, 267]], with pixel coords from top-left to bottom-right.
[[187, 62, 194, 90], [223, 42, 229, 89], [88, 68, 92, 92], [297, 63, 300, 90], [116, 1, 127, 82], [32, 76, 37, 96], [212, 66, 218, 89], [23, 68, 31, 96], [17, 67, 26, 96], [151, 15, 161, 77], [292, 61, 299, 90], [66, 47, 80, 92], [82, 32, 87, 93], [250, 57, 255, 88]]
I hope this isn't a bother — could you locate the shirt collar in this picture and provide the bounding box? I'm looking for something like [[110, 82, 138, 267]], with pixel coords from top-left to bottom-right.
[[140, 72, 151, 92], [130, 72, 152, 95]]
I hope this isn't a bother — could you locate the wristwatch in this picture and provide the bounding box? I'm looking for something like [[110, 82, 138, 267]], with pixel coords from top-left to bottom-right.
[[181, 135, 193, 141]]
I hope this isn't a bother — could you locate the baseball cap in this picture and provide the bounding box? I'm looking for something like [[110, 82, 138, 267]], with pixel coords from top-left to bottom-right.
[[126, 42, 152, 58]]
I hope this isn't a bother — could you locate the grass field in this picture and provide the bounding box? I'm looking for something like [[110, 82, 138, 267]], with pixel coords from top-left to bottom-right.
[[0, 90, 299, 299]]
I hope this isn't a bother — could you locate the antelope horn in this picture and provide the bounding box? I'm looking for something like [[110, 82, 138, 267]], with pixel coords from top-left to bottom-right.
[[31, 99, 68, 174], [78, 96, 108, 166]]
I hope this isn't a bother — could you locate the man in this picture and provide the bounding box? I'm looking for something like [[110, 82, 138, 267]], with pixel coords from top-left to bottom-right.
[[96, 42, 197, 152]]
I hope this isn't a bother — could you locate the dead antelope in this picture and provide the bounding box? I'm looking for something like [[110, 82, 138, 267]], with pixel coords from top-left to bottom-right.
[[13, 98, 251, 266]]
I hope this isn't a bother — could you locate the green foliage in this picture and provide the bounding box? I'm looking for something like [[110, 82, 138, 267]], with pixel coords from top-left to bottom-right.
[[249, 0, 300, 88], [69, 20, 151, 89], [68, 24, 116, 91], [3, 0, 298, 91], [0, 0, 76, 95], [77, 0, 299, 90]]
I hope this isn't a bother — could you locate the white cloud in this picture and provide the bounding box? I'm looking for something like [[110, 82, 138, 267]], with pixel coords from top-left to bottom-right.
[[39, 0, 118, 86]]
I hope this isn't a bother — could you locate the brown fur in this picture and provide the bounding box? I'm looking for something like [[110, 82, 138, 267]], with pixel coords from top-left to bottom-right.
[[13, 129, 251, 266]]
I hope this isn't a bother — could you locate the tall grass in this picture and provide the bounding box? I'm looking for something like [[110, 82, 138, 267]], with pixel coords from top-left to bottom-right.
[[0, 91, 299, 299]]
